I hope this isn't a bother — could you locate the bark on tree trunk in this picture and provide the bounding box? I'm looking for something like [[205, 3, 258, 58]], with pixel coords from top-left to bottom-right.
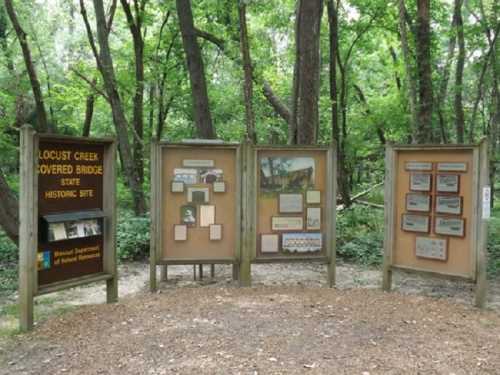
[[176, 0, 216, 139], [415, 0, 433, 143], [293, 0, 323, 145], [327, 0, 351, 207], [453, 0, 465, 143], [4, 0, 50, 133], [398, 0, 418, 141], [121, 0, 146, 184], [82, 87, 95, 137], [92, 0, 146, 216], [238, 2, 256, 143], [0, 169, 19, 244]]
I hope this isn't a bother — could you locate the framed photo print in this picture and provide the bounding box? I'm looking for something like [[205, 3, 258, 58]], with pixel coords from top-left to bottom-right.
[[306, 190, 321, 204], [306, 207, 321, 230], [180, 205, 196, 225], [261, 234, 279, 253], [171, 181, 184, 193], [434, 216, 465, 237], [187, 187, 209, 204], [200, 205, 215, 227], [279, 193, 303, 213], [410, 173, 432, 192], [173, 168, 197, 184], [435, 195, 462, 215], [415, 237, 447, 261], [436, 174, 460, 193], [401, 214, 430, 233], [174, 224, 187, 241], [209, 224, 222, 240], [405, 193, 431, 212]]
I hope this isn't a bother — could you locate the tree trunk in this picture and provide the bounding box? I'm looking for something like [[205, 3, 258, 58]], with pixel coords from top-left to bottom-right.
[[92, 0, 146, 216], [176, 0, 216, 138], [120, 0, 146, 184], [398, 0, 418, 141], [453, 0, 465, 143], [294, 0, 323, 145], [327, 0, 351, 207], [82, 87, 95, 137], [4, 0, 50, 133], [0, 169, 19, 244], [415, 0, 433, 143], [238, 1, 256, 143]]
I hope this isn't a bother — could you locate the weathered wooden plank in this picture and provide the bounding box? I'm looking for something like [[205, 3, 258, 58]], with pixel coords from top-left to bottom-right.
[[382, 143, 395, 291], [326, 142, 337, 287], [149, 138, 158, 292]]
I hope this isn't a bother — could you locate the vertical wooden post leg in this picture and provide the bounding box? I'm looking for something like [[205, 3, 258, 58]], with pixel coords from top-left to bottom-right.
[[199, 264, 203, 280], [382, 265, 392, 292], [210, 264, 215, 278], [232, 263, 239, 281], [239, 259, 251, 287], [327, 260, 335, 288], [193, 265, 197, 280], [106, 276, 118, 303], [160, 265, 168, 281], [150, 261, 157, 292]]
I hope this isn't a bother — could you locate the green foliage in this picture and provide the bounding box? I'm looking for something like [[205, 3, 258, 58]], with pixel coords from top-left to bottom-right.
[[117, 211, 150, 261], [487, 205, 500, 278], [0, 231, 17, 297], [337, 205, 384, 265]]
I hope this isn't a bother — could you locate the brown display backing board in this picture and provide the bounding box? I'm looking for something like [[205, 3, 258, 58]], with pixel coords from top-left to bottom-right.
[[383, 141, 490, 309], [37, 140, 105, 285], [256, 149, 328, 258], [160, 145, 239, 260], [393, 149, 473, 278]]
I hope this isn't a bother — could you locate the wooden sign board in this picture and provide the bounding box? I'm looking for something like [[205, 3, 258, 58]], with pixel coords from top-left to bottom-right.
[[149, 141, 241, 292], [383, 142, 489, 308], [19, 126, 117, 331]]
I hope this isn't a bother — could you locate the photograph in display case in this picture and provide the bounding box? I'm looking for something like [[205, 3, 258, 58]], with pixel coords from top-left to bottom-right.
[[261, 234, 279, 253], [173, 168, 198, 184], [434, 217, 465, 237], [406, 193, 431, 212], [180, 205, 196, 225], [199, 168, 223, 183], [306, 207, 321, 230], [48, 223, 67, 241], [401, 214, 430, 233], [436, 174, 460, 193], [174, 224, 187, 241], [282, 232, 322, 253], [279, 193, 303, 213], [260, 156, 315, 193], [410, 173, 432, 192], [187, 187, 209, 204], [435, 195, 462, 215]]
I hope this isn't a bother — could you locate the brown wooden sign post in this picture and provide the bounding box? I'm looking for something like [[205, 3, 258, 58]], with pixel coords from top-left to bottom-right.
[[19, 125, 117, 331], [149, 140, 242, 291], [382, 141, 490, 307], [239, 143, 337, 287]]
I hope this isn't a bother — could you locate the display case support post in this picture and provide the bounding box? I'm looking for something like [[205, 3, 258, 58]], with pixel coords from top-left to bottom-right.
[[19, 125, 37, 332], [239, 140, 253, 286], [104, 140, 118, 303], [475, 139, 489, 308], [326, 142, 337, 287], [382, 144, 395, 292], [149, 138, 159, 292]]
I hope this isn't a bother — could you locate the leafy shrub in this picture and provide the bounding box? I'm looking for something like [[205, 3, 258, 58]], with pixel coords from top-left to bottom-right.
[[117, 211, 150, 261], [487, 206, 500, 278], [337, 205, 384, 265], [0, 231, 18, 295]]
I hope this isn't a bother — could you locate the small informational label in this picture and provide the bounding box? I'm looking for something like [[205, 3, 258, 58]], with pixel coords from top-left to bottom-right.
[[415, 237, 447, 261], [405, 161, 433, 171], [483, 186, 491, 219], [437, 162, 467, 172], [182, 159, 214, 168]]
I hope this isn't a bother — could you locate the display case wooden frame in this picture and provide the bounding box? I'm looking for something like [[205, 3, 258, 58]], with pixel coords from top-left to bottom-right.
[[150, 141, 242, 292], [239, 143, 337, 288], [382, 141, 490, 308], [18, 126, 117, 332]]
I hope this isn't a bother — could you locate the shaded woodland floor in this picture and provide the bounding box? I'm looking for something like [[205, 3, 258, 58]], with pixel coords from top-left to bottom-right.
[[1, 262, 499, 374]]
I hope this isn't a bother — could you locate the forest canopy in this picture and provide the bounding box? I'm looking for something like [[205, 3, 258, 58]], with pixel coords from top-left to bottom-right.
[[0, 0, 498, 242]]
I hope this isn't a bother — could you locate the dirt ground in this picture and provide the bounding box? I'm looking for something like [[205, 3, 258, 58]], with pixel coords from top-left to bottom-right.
[[1, 262, 499, 374]]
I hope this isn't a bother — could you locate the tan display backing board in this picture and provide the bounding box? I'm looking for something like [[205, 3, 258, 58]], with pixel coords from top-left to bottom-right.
[[160, 146, 238, 260], [393, 149, 474, 278], [256, 149, 328, 258]]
